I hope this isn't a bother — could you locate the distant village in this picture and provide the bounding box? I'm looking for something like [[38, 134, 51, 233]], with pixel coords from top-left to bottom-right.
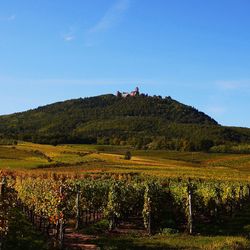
[[116, 87, 140, 97]]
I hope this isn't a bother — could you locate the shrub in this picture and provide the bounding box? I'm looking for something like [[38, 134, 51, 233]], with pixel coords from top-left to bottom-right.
[[124, 151, 131, 160]]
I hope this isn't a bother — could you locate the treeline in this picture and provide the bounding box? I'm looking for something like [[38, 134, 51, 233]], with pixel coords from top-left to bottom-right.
[[0, 138, 18, 145], [210, 144, 250, 154], [0, 94, 250, 150]]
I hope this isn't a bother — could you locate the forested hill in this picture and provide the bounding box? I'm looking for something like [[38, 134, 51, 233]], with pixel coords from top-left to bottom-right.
[[0, 94, 249, 150]]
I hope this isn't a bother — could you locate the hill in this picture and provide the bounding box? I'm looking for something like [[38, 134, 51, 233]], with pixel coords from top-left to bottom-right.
[[0, 94, 249, 150]]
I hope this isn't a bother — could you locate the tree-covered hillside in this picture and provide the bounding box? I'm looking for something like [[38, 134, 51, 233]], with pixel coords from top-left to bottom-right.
[[0, 94, 249, 150]]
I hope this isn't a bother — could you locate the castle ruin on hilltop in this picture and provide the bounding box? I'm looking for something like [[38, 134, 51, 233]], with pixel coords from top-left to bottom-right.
[[116, 87, 140, 97]]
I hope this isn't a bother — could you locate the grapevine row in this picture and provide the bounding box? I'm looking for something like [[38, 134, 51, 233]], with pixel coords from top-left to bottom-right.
[[2, 174, 250, 247]]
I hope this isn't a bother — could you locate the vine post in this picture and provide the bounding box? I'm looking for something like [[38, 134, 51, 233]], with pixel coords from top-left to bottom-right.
[[147, 199, 152, 235], [143, 184, 152, 235], [58, 218, 64, 250], [0, 176, 6, 198], [75, 185, 80, 230], [239, 185, 243, 210], [247, 184, 250, 200], [187, 184, 193, 235]]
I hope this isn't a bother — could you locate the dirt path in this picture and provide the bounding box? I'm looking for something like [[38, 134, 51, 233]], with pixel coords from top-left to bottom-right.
[[64, 228, 100, 250], [63, 218, 146, 250]]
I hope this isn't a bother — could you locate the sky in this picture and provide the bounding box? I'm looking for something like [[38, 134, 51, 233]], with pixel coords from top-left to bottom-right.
[[0, 0, 250, 127]]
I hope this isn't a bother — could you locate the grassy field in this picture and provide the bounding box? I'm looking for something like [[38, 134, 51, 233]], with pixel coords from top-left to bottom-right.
[[90, 234, 250, 250], [1, 142, 250, 181]]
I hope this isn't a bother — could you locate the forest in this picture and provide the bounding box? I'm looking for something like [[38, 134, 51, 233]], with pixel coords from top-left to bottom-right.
[[0, 94, 250, 152]]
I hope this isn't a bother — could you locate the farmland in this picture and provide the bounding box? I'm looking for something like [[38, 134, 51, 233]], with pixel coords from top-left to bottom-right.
[[1, 142, 250, 181], [1, 142, 250, 250]]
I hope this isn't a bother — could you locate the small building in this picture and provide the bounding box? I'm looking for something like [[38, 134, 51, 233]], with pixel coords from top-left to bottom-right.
[[116, 87, 140, 97]]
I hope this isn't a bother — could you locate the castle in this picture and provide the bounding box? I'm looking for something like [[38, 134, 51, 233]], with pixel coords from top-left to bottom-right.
[[116, 87, 140, 98]]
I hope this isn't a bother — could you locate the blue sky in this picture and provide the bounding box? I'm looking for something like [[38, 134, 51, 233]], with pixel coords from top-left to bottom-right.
[[0, 0, 250, 127]]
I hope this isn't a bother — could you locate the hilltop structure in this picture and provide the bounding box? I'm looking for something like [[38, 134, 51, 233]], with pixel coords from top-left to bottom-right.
[[116, 87, 140, 97]]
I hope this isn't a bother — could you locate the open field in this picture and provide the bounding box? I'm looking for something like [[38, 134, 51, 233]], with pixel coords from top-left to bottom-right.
[[1, 142, 250, 181]]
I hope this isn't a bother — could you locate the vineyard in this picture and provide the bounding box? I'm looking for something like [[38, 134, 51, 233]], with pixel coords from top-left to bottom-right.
[[2, 142, 250, 182], [1, 143, 250, 248], [1, 171, 250, 249]]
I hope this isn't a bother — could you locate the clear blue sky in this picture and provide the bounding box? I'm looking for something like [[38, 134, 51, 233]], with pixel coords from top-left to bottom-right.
[[0, 0, 250, 127]]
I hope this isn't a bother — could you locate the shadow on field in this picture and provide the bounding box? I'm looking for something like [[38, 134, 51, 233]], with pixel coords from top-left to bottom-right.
[[90, 236, 190, 250], [194, 203, 250, 237]]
